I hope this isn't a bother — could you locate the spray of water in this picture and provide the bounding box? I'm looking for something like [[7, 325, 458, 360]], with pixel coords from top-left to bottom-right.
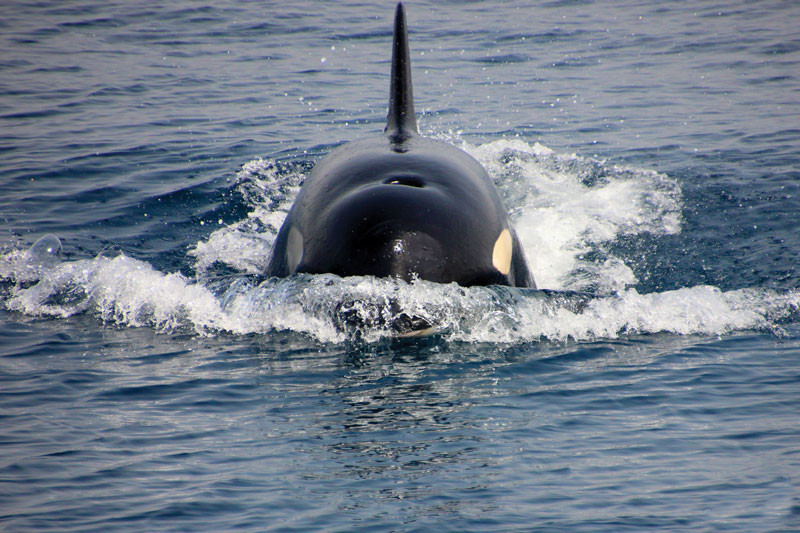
[[2, 140, 797, 343]]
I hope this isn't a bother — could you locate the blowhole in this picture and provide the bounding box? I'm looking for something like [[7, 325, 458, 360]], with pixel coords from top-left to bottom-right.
[[383, 175, 425, 188]]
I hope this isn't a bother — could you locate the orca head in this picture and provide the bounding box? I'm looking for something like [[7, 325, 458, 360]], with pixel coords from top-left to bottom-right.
[[293, 137, 532, 287], [266, 2, 536, 289]]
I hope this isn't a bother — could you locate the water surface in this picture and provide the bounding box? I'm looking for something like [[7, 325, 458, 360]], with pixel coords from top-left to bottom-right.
[[1, 0, 799, 531]]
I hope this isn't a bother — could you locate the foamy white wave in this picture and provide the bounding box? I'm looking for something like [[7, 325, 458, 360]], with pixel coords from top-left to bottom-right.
[[493, 286, 784, 344], [188, 158, 304, 275], [3, 241, 799, 344], [4, 254, 227, 330], [463, 138, 682, 293], [3, 140, 796, 344]]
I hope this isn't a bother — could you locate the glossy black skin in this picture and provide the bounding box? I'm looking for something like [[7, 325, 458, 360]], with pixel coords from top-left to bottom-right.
[[266, 134, 535, 288]]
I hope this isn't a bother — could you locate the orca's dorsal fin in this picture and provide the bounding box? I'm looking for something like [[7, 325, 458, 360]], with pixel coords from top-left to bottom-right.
[[385, 2, 418, 142]]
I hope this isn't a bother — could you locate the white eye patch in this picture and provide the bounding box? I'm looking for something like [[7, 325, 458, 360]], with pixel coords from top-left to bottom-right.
[[492, 228, 512, 275]]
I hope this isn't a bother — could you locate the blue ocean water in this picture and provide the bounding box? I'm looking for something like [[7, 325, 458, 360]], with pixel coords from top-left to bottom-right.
[[2, 0, 799, 530]]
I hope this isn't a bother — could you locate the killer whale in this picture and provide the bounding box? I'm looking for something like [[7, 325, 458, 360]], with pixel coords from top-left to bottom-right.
[[266, 2, 536, 289]]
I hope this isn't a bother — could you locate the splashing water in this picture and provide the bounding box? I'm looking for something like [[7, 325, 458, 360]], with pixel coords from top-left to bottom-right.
[[188, 158, 304, 275], [2, 140, 798, 343], [464, 138, 682, 293]]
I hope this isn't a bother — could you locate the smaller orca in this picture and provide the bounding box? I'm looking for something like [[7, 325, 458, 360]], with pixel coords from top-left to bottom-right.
[[266, 2, 536, 289]]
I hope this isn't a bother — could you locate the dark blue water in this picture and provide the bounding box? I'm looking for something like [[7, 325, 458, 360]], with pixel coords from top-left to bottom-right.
[[2, 0, 799, 530]]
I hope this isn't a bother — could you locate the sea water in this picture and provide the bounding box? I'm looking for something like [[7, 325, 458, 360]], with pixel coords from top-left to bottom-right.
[[1, 0, 799, 531]]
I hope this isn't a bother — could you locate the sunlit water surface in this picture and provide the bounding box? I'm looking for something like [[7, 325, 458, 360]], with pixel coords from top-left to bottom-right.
[[1, 1, 799, 531]]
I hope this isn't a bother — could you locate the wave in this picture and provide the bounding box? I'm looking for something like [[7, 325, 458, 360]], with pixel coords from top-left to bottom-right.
[[2, 140, 797, 343], [2, 247, 798, 343]]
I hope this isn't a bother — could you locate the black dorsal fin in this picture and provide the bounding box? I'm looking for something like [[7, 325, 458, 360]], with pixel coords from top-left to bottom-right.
[[385, 2, 418, 142]]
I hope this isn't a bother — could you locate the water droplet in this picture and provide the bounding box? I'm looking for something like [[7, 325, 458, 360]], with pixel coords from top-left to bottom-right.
[[26, 234, 62, 268]]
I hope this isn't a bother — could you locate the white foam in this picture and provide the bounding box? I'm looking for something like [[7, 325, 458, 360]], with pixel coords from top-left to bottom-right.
[[3, 246, 798, 343], [463, 138, 682, 293], [188, 158, 303, 275], [4, 254, 226, 330], [2, 141, 797, 344], [503, 286, 780, 343]]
